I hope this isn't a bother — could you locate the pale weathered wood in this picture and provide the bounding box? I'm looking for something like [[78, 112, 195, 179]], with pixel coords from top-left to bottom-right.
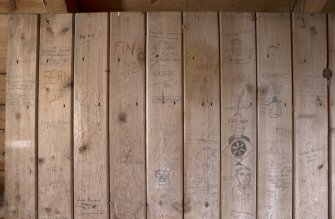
[[147, 12, 183, 219], [329, 13, 335, 219], [293, 13, 328, 219], [0, 15, 8, 73], [38, 13, 73, 219], [183, 12, 220, 219], [257, 13, 293, 219], [109, 12, 146, 219], [74, 13, 109, 219], [5, 14, 38, 219], [220, 12, 256, 219]]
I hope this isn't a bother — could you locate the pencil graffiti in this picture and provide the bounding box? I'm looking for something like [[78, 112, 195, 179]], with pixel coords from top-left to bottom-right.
[[231, 165, 254, 219], [223, 112, 254, 164], [225, 38, 251, 64]]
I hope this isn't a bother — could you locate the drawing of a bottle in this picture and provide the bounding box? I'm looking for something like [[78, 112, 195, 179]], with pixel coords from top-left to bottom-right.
[[269, 95, 281, 118]]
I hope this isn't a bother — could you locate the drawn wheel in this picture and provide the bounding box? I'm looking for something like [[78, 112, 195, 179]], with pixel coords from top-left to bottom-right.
[[230, 139, 247, 157]]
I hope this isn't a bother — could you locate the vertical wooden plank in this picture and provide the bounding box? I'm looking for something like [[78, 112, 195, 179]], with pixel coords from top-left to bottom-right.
[[74, 13, 109, 219], [293, 13, 328, 219], [109, 12, 146, 219], [183, 12, 220, 219], [0, 15, 8, 73], [5, 14, 38, 219], [329, 13, 335, 219], [38, 14, 73, 219], [147, 12, 183, 219], [220, 12, 257, 219], [257, 13, 293, 219]]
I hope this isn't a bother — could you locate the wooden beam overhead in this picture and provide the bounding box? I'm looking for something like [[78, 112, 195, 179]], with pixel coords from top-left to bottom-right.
[[75, 0, 296, 12], [0, 0, 68, 13], [294, 0, 328, 12]]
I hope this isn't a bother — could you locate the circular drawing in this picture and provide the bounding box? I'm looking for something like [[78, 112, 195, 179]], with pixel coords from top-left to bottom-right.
[[230, 139, 247, 157]]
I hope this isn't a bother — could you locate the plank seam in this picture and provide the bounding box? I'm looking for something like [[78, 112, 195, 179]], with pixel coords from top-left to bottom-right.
[[255, 12, 259, 219], [36, 13, 41, 218], [71, 13, 75, 219], [290, 13, 295, 219]]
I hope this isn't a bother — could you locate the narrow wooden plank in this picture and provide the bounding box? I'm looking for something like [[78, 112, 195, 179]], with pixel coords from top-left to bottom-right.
[[147, 12, 183, 219], [0, 15, 8, 73], [74, 13, 109, 219], [0, 130, 4, 171], [0, 105, 4, 130], [5, 14, 38, 219], [293, 13, 328, 219], [256, 13, 293, 219], [329, 13, 335, 219], [183, 12, 220, 219], [220, 12, 257, 219], [109, 12, 146, 219], [0, 74, 6, 104], [38, 14, 73, 219]]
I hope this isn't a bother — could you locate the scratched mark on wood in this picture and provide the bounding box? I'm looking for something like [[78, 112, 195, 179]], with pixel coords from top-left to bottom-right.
[[38, 14, 73, 219], [110, 12, 146, 219], [293, 13, 328, 219], [5, 14, 38, 219], [74, 13, 109, 219], [147, 12, 183, 219], [183, 12, 220, 219], [220, 12, 257, 219]]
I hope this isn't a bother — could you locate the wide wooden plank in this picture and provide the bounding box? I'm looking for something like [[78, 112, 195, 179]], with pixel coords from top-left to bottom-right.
[[220, 12, 256, 219], [5, 14, 38, 219], [293, 13, 328, 219], [38, 14, 73, 219], [146, 12, 183, 219], [109, 12, 146, 219], [257, 13, 293, 219], [0, 15, 8, 73], [183, 12, 220, 219], [74, 13, 109, 219], [329, 13, 335, 219]]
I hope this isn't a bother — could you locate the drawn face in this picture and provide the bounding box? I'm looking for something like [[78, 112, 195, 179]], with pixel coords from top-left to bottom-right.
[[236, 167, 251, 186], [232, 39, 242, 51]]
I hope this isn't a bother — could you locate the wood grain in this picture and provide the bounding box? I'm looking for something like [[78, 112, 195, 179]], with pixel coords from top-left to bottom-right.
[[74, 13, 109, 219], [0, 15, 8, 73], [146, 12, 183, 219], [220, 12, 257, 219], [38, 13, 73, 219], [293, 13, 328, 219], [109, 12, 146, 219], [5, 14, 38, 219], [257, 12, 293, 219], [183, 12, 220, 219]]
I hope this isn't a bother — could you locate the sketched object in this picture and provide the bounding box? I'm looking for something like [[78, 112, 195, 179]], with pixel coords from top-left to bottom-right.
[[155, 168, 171, 185], [259, 95, 282, 118], [224, 113, 254, 163]]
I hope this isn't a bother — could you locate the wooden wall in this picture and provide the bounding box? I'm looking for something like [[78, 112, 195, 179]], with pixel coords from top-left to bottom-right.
[[3, 12, 335, 218]]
